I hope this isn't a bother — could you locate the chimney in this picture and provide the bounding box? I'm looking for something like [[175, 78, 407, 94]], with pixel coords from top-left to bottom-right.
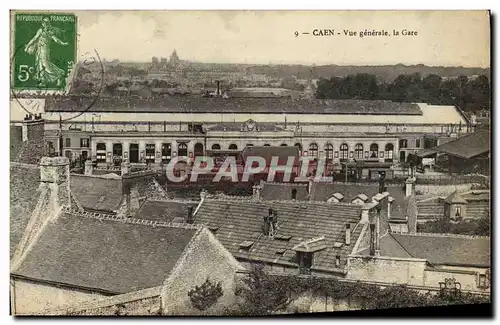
[[406, 195, 418, 234], [252, 184, 261, 201], [345, 223, 351, 245], [378, 174, 386, 193], [375, 205, 381, 256], [84, 159, 93, 176], [369, 223, 376, 256], [40, 156, 71, 211], [12, 157, 71, 270], [360, 201, 378, 223], [405, 177, 416, 197], [216, 80, 221, 96], [307, 176, 314, 195], [186, 206, 194, 224], [21, 118, 44, 143], [335, 255, 341, 267]]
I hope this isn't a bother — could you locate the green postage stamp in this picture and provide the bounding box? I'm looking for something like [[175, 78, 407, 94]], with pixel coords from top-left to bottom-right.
[[12, 12, 77, 91]]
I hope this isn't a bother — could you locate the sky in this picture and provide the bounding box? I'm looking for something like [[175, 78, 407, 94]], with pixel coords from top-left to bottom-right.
[[14, 10, 491, 67]]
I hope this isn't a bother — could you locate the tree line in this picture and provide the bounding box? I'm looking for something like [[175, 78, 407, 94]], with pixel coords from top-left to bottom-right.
[[316, 73, 490, 112]]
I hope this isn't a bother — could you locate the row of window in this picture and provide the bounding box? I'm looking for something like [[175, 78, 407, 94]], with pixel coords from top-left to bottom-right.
[[64, 138, 90, 148], [93, 141, 397, 163], [399, 139, 421, 149], [305, 143, 394, 160]]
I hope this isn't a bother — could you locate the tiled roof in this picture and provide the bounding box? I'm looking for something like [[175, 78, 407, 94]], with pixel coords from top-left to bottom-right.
[[70, 175, 123, 212], [310, 182, 406, 219], [466, 202, 490, 219], [417, 200, 444, 217], [12, 212, 198, 294], [432, 130, 490, 159], [444, 191, 468, 204], [462, 191, 490, 202], [193, 199, 363, 271], [260, 183, 309, 201], [135, 200, 196, 222], [45, 97, 423, 115], [391, 233, 490, 267], [10, 164, 41, 258]]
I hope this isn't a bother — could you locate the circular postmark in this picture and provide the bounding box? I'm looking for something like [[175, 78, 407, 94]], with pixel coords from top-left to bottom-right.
[[10, 43, 105, 122]]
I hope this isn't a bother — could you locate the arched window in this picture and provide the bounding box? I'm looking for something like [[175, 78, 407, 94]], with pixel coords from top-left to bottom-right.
[[246, 143, 254, 147], [339, 143, 349, 161], [96, 142, 106, 163], [325, 143, 334, 160], [229, 144, 238, 150], [355, 143, 364, 159], [370, 143, 379, 158], [385, 143, 394, 162], [294, 143, 302, 151], [178, 142, 188, 157], [263, 144, 271, 147], [308, 143, 318, 158], [194, 143, 204, 156], [211, 144, 221, 150], [280, 143, 288, 147]]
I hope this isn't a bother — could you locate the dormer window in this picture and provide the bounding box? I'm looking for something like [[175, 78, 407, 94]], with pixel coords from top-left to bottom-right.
[[298, 252, 313, 275], [262, 208, 278, 237]]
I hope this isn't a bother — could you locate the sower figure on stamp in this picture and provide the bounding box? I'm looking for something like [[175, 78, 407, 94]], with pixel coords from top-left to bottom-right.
[[24, 17, 68, 87]]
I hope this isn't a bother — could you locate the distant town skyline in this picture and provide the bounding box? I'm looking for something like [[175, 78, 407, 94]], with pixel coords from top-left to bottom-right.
[[17, 10, 490, 68]]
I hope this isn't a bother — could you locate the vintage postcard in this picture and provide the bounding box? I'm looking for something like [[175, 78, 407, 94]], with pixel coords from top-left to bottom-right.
[[9, 10, 491, 317]]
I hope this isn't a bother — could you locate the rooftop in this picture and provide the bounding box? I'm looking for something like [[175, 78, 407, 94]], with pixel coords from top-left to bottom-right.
[[359, 233, 490, 268], [193, 199, 363, 271], [309, 182, 406, 219], [44, 97, 423, 115], [70, 175, 123, 212], [11, 211, 199, 294], [134, 200, 197, 222], [432, 129, 490, 159], [10, 164, 41, 258]]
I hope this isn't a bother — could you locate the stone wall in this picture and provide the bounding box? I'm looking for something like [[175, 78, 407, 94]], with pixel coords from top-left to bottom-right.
[[161, 228, 244, 315], [347, 255, 427, 286], [347, 255, 487, 293], [415, 184, 475, 196], [11, 279, 108, 315]]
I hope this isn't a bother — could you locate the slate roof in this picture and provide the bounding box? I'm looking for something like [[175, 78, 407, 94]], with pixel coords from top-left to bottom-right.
[[310, 182, 406, 219], [432, 130, 490, 159], [70, 175, 123, 212], [391, 233, 490, 267], [45, 96, 423, 115], [135, 200, 196, 222], [193, 199, 363, 271], [260, 183, 309, 201], [10, 164, 41, 258], [11, 212, 198, 294]]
